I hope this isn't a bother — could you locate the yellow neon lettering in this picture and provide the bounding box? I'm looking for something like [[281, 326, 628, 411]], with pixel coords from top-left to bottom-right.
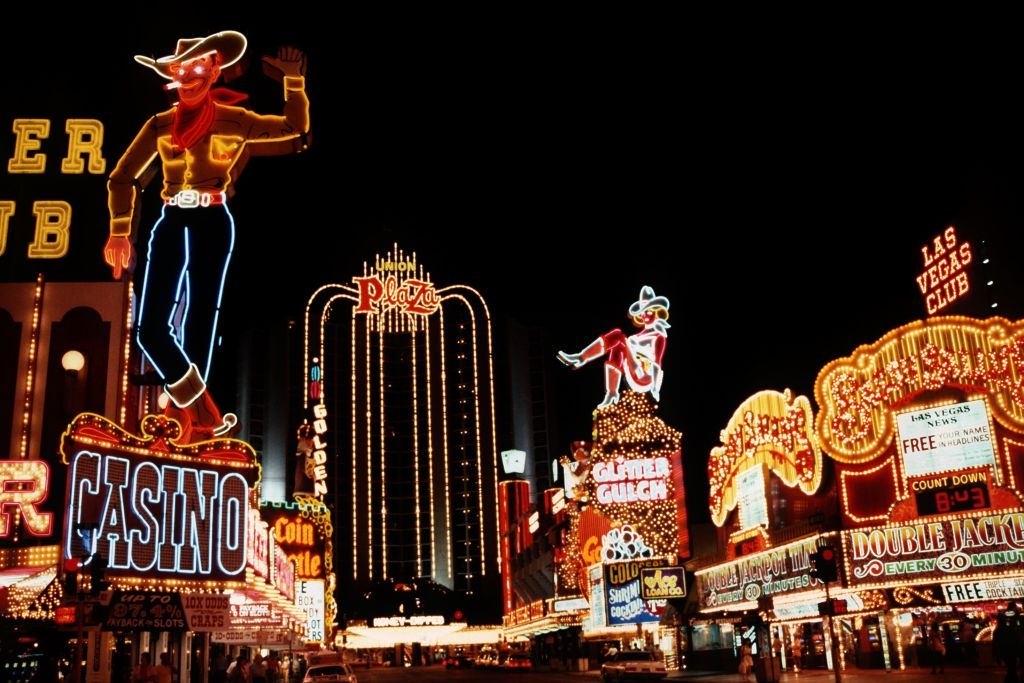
[[8, 119, 50, 173], [0, 460, 53, 537], [61, 119, 106, 174], [27, 201, 71, 258], [0, 201, 13, 256]]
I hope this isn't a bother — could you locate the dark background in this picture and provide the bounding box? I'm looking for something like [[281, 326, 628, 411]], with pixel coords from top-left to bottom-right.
[[4, 18, 1024, 526]]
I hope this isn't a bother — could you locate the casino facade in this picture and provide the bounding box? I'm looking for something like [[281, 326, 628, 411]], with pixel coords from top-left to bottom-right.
[[301, 244, 501, 628], [691, 314, 1024, 673]]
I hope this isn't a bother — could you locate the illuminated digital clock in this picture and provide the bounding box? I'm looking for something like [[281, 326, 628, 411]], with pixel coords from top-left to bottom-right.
[[914, 480, 991, 516]]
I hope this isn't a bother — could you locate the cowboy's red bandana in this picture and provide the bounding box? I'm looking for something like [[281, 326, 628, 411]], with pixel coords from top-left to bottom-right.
[[171, 88, 248, 151]]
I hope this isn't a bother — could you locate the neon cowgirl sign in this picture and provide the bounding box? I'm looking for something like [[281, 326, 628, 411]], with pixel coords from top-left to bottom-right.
[[60, 413, 258, 581]]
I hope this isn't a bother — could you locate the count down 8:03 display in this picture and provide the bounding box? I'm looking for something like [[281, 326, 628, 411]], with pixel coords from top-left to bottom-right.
[[915, 481, 991, 516]]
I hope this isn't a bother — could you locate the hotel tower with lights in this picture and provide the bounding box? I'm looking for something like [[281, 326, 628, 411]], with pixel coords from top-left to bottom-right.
[[302, 245, 500, 620]]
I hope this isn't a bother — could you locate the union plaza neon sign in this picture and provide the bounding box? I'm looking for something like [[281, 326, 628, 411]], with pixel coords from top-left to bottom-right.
[[60, 413, 259, 581], [353, 274, 440, 316]]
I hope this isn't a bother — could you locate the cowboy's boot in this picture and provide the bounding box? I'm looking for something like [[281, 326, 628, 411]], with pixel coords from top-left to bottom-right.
[[651, 364, 664, 402], [557, 337, 605, 368], [598, 365, 622, 408], [187, 390, 240, 439], [165, 363, 239, 441], [161, 396, 194, 444]]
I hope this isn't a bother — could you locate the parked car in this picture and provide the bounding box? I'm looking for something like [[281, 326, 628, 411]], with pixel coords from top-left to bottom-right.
[[444, 654, 475, 669], [303, 662, 358, 683], [475, 652, 498, 668], [600, 650, 667, 682], [503, 652, 533, 672]]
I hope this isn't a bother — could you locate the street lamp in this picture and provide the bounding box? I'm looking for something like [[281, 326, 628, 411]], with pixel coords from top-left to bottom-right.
[[61, 350, 87, 419], [61, 350, 85, 373]]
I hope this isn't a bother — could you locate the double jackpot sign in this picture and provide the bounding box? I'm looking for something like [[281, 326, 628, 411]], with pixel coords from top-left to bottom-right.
[[60, 413, 259, 583]]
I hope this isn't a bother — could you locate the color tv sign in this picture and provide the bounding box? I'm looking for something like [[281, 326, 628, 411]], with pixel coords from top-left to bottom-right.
[[60, 414, 260, 582]]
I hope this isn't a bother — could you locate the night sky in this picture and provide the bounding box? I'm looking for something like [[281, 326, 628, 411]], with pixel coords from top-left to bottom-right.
[[5, 20, 1024, 526]]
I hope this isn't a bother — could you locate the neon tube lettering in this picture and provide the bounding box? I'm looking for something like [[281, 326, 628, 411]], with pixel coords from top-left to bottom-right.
[[65, 450, 248, 577]]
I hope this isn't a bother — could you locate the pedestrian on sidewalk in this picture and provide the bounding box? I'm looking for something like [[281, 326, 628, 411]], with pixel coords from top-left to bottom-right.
[[928, 624, 945, 674], [789, 640, 802, 672], [995, 602, 1023, 683], [738, 641, 753, 682]]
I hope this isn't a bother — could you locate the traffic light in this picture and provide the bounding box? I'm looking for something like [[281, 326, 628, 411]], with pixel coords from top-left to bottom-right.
[[88, 553, 110, 596], [810, 546, 839, 583], [62, 557, 80, 597]]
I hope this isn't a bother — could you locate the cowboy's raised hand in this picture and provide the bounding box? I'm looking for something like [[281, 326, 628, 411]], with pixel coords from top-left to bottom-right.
[[262, 46, 307, 82]]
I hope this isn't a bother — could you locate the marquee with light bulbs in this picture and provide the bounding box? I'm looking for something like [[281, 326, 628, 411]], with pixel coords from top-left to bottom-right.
[[59, 412, 260, 589], [694, 389, 831, 614], [707, 389, 823, 529], [814, 316, 1024, 602]]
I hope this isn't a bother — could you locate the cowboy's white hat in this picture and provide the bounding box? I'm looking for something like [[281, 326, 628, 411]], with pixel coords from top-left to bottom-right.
[[135, 30, 247, 79]]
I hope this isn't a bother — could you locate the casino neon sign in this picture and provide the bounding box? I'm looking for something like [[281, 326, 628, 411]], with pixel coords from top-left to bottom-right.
[[66, 451, 248, 576], [60, 413, 259, 581], [917, 226, 973, 315]]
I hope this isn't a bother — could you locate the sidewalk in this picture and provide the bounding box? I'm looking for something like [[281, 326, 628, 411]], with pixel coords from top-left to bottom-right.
[[571, 665, 1006, 682], [663, 665, 1005, 682]]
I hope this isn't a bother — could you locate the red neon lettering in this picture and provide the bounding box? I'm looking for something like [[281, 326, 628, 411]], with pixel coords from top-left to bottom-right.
[[917, 227, 973, 315], [353, 275, 383, 312], [352, 275, 440, 315]]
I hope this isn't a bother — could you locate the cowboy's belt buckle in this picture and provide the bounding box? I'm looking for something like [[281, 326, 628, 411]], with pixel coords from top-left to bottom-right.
[[176, 190, 200, 208]]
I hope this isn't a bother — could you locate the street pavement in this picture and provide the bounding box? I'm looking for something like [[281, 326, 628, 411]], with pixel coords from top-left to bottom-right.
[[649, 665, 1006, 682]]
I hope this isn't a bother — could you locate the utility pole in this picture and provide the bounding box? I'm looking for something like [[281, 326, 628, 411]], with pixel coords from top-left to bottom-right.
[[74, 574, 85, 683], [811, 543, 842, 683], [822, 593, 842, 683]]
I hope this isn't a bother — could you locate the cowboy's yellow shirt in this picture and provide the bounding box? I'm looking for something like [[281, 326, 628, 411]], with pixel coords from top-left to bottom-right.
[[107, 76, 309, 237]]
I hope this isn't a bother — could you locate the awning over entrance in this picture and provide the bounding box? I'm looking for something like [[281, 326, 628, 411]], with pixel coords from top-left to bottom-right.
[[337, 623, 503, 649], [0, 565, 58, 620]]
